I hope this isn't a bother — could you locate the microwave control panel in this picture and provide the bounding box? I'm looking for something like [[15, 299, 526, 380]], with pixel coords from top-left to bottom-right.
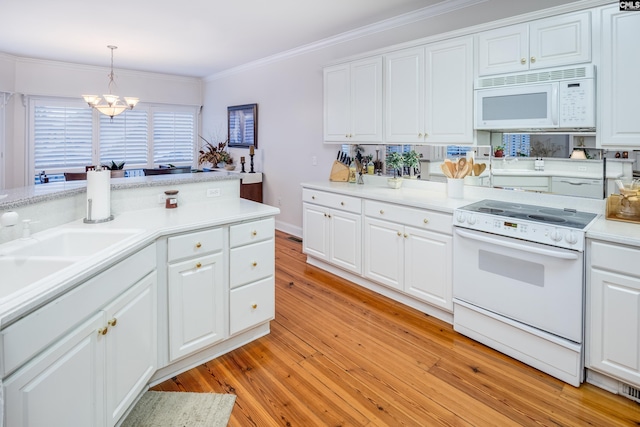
[[559, 78, 595, 128]]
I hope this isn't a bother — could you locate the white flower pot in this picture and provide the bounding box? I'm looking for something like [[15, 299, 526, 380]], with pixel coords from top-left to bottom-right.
[[387, 178, 403, 189]]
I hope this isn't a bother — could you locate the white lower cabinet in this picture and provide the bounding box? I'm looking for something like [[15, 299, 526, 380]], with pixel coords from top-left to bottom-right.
[[167, 240, 225, 361], [4, 271, 157, 427], [587, 240, 640, 388], [229, 218, 276, 336], [302, 189, 362, 275], [364, 202, 453, 311]]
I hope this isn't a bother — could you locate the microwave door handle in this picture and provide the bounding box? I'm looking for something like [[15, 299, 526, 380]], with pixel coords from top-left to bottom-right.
[[455, 228, 579, 260], [551, 84, 559, 126]]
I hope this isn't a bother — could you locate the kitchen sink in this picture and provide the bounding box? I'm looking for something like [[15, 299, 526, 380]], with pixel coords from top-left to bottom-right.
[[1, 228, 144, 258], [0, 256, 77, 299]]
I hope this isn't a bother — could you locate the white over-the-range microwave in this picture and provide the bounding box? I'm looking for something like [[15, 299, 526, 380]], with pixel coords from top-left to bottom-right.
[[474, 65, 595, 131]]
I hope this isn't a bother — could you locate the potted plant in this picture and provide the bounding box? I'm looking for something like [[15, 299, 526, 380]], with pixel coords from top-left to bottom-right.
[[403, 150, 420, 178], [386, 152, 404, 189], [493, 145, 505, 158], [198, 136, 229, 168], [102, 161, 125, 178]]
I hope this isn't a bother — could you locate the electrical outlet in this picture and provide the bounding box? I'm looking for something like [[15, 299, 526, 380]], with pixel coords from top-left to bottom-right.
[[207, 188, 221, 197], [578, 166, 587, 172], [157, 193, 165, 204], [278, 198, 282, 206], [312, 156, 317, 166]]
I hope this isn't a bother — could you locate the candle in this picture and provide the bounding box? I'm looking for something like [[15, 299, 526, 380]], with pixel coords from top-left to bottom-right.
[[250, 145, 255, 155], [241, 156, 245, 163]]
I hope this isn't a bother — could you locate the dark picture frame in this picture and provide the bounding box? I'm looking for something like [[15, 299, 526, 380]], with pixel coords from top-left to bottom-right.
[[227, 103, 258, 148]]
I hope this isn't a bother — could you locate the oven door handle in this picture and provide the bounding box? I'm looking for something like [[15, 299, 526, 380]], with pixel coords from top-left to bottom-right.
[[455, 228, 579, 260]]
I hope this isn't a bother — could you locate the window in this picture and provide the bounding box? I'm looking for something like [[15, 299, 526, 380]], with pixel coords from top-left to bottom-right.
[[153, 110, 195, 165], [100, 110, 148, 167], [30, 97, 198, 178], [503, 134, 531, 157], [33, 100, 93, 173]]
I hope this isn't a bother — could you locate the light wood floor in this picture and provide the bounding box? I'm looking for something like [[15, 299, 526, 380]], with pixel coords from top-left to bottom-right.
[[153, 231, 640, 426]]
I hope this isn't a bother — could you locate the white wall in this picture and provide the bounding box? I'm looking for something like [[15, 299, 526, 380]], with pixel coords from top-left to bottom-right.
[[201, 0, 583, 236], [1, 55, 202, 188]]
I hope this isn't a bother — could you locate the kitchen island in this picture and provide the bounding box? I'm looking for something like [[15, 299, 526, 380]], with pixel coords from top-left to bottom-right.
[[0, 172, 280, 426]]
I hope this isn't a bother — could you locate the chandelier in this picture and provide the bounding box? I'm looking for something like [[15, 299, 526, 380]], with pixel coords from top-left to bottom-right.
[[82, 45, 139, 119]]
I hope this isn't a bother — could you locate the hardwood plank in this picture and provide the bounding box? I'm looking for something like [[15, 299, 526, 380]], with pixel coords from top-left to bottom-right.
[[153, 230, 640, 426]]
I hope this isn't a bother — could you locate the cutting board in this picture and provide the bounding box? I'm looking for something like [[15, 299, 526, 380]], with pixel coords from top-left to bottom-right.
[[329, 161, 349, 182]]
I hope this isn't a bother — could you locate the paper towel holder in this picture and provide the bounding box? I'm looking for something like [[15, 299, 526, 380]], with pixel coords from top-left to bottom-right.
[[83, 198, 114, 224]]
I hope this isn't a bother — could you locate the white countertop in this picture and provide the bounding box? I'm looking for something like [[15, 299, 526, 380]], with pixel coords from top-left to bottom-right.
[[302, 176, 640, 248], [0, 198, 279, 327]]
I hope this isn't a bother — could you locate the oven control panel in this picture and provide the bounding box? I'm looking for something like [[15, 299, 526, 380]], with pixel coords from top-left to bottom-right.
[[453, 210, 584, 251]]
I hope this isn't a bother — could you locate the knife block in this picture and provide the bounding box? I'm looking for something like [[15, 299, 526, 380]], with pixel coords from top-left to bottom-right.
[[329, 160, 349, 182]]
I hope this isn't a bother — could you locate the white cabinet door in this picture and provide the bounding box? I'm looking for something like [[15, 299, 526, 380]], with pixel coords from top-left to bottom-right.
[[303, 202, 330, 262], [323, 63, 351, 142], [404, 226, 453, 310], [599, 6, 640, 147], [589, 268, 640, 387], [304, 202, 361, 275], [4, 313, 105, 427], [424, 37, 473, 144], [350, 57, 383, 142], [364, 217, 403, 290], [329, 209, 362, 274], [528, 11, 591, 70], [477, 12, 590, 76], [385, 47, 425, 143], [168, 252, 225, 361], [323, 57, 382, 143], [104, 273, 157, 426], [477, 23, 529, 75]]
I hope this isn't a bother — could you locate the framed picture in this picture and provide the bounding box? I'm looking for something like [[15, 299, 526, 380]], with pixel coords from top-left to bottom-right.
[[228, 103, 258, 148]]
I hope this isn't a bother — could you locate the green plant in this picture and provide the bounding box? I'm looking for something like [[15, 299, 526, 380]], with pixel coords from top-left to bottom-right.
[[102, 161, 125, 170], [403, 150, 420, 169], [386, 152, 404, 179]]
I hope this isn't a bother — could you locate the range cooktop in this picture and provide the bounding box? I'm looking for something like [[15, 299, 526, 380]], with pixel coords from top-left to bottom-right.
[[454, 199, 599, 250], [459, 199, 597, 230]]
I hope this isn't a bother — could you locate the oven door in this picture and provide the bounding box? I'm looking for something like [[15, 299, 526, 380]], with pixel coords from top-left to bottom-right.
[[453, 227, 583, 342], [474, 82, 558, 130]]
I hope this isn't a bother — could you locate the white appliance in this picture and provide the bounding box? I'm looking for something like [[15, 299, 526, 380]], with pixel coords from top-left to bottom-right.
[[475, 65, 595, 131], [452, 200, 598, 386]]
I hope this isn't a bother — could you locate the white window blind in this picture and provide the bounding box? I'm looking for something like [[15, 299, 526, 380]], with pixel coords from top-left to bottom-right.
[[99, 109, 149, 167], [153, 110, 195, 165], [33, 101, 93, 173]]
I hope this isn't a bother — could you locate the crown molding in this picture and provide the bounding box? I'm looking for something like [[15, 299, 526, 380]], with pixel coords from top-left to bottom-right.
[[205, 0, 488, 82], [205, 0, 614, 82]]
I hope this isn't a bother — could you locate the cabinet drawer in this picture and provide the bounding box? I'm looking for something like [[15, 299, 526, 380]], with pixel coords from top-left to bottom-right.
[[230, 239, 275, 289], [230, 277, 275, 336], [302, 188, 361, 214], [230, 217, 275, 248], [168, 228, 222, 263], [364, 200, 452, 234], [590, 240, 640, 278]]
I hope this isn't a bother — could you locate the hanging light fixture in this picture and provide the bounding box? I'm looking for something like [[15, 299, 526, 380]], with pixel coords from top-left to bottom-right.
[[82, 45, 139, 119]]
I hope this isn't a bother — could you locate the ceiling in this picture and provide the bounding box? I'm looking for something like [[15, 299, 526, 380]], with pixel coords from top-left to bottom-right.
[[0, 0, 448, 78]]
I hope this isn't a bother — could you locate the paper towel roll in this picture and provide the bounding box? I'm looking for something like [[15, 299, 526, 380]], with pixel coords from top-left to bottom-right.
[[86, 169, 111, 221]]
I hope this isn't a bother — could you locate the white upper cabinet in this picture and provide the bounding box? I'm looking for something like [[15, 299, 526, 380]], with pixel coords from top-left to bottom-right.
[[385, 36, 473, 144], [477, 11, 591, 76], [424, 37, 474, 144], [323, 56, 383, 143], [598, 5, 640, 147]]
